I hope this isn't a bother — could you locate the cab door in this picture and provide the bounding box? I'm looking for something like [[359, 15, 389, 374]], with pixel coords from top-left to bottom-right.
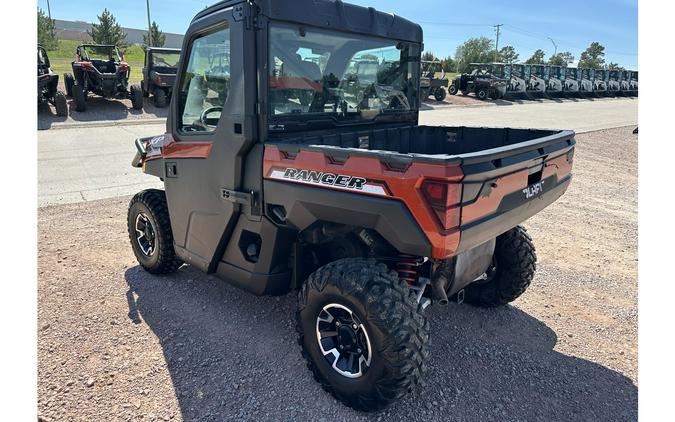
[[163, 5, 259, 273]]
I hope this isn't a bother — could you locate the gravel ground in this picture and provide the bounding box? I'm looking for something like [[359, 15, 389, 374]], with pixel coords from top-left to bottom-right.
[[37, 126, 638, 421]]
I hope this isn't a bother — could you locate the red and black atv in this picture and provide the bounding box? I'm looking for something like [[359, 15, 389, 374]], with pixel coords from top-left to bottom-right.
[[37, 45, 68, 117], [63, 44, 143, 112]]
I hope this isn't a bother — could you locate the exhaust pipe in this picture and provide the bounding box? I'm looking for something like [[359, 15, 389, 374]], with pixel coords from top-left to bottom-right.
[[430, 259, 453, 306]]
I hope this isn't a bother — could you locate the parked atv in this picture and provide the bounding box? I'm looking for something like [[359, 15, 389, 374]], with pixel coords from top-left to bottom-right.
[[64, 44, 143, 112], [419, 60, 448, 101], [448, 63, 507, 100], [128, 0, 575, 412], [37, 45, 68, 117], [142, 47, 181, 107]]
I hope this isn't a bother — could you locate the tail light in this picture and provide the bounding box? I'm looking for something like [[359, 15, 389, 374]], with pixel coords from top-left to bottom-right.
[[420, 180, 462, 230]]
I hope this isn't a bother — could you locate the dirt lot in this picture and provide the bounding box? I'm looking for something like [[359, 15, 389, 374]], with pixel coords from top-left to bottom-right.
[[37, 126, 638, 421]]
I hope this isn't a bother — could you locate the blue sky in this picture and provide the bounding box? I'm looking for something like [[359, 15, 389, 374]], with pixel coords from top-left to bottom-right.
[[38, 0, 638, 69]]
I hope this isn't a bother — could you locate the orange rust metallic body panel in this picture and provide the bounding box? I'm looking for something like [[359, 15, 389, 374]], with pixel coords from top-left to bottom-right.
[[263, 145, 463, 258]]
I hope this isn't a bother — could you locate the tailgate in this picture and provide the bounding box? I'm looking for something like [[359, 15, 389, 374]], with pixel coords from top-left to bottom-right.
[[455, 130, 575, 253]]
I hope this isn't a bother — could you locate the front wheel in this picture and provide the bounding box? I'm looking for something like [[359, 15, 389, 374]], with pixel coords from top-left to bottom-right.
[[464, 226, 537, 307], [127, 189, 183, 274], [477, 88, 489, 100], [448, 84, 458, 95], [297, 258, 430, 412]]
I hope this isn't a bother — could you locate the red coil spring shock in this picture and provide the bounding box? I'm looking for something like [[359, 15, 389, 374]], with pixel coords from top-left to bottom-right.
[[396, 254, 421, 286]]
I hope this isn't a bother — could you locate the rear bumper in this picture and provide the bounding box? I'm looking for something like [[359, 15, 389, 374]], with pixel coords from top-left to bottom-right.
[[457, 175, 571, 253]]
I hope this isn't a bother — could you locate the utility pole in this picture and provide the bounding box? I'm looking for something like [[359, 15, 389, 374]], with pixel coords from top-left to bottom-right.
[[548, 37, 558, 57], [146, 0, 152, 47], [46, 0, 52, 19], [494, 24, 503, 62]]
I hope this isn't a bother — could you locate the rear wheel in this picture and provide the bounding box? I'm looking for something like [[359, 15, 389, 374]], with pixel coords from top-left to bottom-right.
[[477, 88, 489, 100], [127, 189, 183, 275], [73, 84, 87, 112], [130, 84, 144, 110], [64, 73, 74, 97], [448, 84, 458, 95], [434, 87, 446, 101], [465, 226, 537, 307], [54, 91, 68, 117], [154, 88, 167, 108], [297, 258, 430, 412]]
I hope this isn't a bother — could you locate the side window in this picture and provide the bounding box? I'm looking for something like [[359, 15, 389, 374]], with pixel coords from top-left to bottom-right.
[[177, 24, 231, 133]]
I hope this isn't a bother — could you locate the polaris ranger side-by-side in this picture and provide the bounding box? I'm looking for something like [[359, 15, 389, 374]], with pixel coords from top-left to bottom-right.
[[127, 0, 575, 411], [64, 44, 143, 112], [142, 47, 182, 107]]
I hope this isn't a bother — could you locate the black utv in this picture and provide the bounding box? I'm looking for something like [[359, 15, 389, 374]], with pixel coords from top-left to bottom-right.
[[37, 45, 68, 117], [64, 44, 143, 112], [142, 47, 181, 107], [448, 63, 507, 100]]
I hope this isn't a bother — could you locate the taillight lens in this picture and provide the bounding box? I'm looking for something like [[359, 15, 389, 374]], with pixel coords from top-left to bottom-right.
[[420, 180, 461, 230]]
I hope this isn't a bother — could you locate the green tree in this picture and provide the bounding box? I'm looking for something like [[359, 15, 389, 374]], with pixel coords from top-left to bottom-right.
[[422, 51, 438, 62], [88, 8, 127, 48], [37, 8, 58, 50], [578, 42, 605, 69], [525, 49, 546, 64], [606, 62, 624, 71], [454, 37, 494, 73], [143, 21, 166, 49], [498, 45, 519, 64], [548, 51, 575, 66], [441, 55, 456, 72]]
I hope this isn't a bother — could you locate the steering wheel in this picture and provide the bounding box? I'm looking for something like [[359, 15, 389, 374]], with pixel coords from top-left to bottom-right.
[[199, 106, 223, 129]]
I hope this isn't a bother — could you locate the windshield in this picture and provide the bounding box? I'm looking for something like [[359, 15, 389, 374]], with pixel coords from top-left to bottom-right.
[[269, 23, 420, 127], [81, 46, 121, 62], [152, 52, 180, 68]]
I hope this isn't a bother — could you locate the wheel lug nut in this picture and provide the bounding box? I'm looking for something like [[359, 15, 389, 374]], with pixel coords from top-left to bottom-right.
[[352, 324, 358, 330], [335, 321, 340, 326], [357, 348, 362, 353]]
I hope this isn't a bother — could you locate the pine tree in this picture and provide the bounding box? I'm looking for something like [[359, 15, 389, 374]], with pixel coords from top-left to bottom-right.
[[143, 21, 166, 49], [38, 8, 58, 50], [87, 9, 127, 48]]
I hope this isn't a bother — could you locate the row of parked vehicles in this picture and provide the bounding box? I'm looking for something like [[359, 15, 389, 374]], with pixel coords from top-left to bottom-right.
[[37, 44, 181, 116], [446, 62, 638, 101]]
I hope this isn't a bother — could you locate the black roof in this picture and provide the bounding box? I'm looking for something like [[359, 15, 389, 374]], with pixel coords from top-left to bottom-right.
[[194, 0, 423, 43]]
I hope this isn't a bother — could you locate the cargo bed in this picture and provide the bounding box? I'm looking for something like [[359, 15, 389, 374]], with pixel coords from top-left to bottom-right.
[[264, 125, 575, 259]]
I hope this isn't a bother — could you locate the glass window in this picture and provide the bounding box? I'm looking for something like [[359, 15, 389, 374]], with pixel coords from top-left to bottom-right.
[[177, 25, 231, 133], [152, 52, 181, 69], [269, 23, 419, 125]]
